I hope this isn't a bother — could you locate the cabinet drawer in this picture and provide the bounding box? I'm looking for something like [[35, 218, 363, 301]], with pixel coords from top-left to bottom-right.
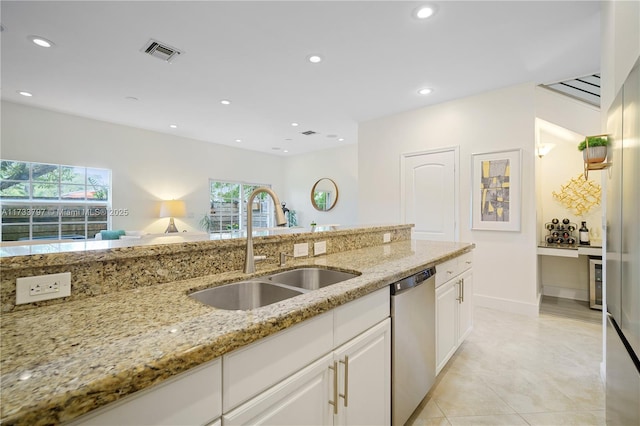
[[333, 287, 390, 347], [435, 252, 473, 288], [72, 358, 222, 426], [436, 257, 458, 288], [223, 311, 333, 412], [457, 251, 473, 273]]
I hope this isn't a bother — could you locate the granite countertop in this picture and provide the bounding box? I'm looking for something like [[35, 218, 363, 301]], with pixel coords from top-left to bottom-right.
[[0, 239, 473, 425]]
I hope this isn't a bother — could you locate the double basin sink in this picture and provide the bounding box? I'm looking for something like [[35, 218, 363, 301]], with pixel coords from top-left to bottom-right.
[[189, 268, 360, 311]]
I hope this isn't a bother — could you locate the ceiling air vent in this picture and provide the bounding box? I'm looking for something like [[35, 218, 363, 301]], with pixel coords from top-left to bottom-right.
[[301, 130, 317, 136], [141, 39, 183, 63]]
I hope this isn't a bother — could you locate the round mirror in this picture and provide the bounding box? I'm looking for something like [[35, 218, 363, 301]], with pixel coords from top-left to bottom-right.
[[311, 178, 339, 211]]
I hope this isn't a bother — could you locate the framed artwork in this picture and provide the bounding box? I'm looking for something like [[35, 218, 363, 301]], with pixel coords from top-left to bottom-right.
[[471, 149, 522, 231]]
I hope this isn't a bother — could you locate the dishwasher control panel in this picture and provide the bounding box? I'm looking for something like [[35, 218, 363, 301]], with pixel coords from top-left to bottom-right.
[[390, 266, 436, 295]]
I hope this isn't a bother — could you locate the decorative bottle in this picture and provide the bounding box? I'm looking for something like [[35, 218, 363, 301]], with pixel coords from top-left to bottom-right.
[[579, 221, 590, 245]]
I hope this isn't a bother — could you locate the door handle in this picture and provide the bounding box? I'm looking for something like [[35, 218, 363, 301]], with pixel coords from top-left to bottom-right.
[[339, 356, 349, 407], [329, 361, 338, 414]]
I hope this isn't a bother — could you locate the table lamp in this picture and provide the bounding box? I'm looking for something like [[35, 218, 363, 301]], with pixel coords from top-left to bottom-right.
[[159, 200, 186, 233]]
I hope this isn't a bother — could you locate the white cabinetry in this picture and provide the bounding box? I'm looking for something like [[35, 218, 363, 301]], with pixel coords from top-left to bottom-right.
[[224, 288, 390, 425], [223, 354, 333, 425], [71, 358, 222, 426], [435, 252, 473, 374], [70, 288, 390, 426], [333, 320, 390, 425]]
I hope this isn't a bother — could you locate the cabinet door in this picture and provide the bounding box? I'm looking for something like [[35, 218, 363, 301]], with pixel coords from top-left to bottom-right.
[[334, 319, 391, 426], [223, 354, 333, 426], [436, 280, 458, 375], [457, 269, 474, 345]]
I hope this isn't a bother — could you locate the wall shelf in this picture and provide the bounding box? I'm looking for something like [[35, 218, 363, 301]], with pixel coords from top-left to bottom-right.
[[537, 244, 603, 258], [582, 134, 612, 179], [584, 161, 612, 179]]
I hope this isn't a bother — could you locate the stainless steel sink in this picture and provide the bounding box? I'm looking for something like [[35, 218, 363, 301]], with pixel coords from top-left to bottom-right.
[[263, 268, 360, 290], [189, 281, 304, 310]]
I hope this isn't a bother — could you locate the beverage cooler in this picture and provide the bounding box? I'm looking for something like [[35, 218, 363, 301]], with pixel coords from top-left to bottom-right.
[[589, 256, 602, 310]]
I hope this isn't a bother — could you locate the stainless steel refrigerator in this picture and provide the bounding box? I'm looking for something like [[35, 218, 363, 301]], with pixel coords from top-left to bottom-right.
[[605, 57, 640, 425]]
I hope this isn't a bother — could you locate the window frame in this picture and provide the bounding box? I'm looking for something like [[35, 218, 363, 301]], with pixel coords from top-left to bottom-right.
[[1, 160, 112, 242], [207, 179, 274, 236]]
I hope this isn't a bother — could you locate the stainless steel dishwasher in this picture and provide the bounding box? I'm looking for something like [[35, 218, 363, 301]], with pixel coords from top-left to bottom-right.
[[390, 266, 436, 425]]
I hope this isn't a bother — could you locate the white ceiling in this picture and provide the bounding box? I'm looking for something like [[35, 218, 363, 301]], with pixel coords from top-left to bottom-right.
[[1, 1, 601, 156]]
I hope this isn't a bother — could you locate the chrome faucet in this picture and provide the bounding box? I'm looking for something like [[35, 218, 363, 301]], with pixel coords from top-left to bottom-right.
[[244, 187, 287, 274]]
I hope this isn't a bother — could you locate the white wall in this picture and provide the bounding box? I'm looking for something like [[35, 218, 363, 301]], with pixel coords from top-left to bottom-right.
[[0, 101, 285, 233], [358, 83, 539, 315], [282, 144, 358, 228], [601, 0, 640, 114]]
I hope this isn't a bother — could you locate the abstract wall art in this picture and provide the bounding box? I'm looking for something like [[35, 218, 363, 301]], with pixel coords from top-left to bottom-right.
[[471, 149, 522, 231]]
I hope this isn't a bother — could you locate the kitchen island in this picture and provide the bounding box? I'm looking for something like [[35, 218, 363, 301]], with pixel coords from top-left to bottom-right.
[[1, 238, 473, 425]]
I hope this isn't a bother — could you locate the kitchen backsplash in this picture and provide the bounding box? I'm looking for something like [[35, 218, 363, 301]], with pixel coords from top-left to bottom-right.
[[0, 224, 412, 312]]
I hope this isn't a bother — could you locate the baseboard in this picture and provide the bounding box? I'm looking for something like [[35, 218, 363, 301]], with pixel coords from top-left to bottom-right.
[[543, 285, 589, 302], [474, 294, 540, 317]]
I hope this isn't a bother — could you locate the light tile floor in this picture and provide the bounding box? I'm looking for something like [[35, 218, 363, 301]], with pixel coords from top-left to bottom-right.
[[408, 307, 605, 426]]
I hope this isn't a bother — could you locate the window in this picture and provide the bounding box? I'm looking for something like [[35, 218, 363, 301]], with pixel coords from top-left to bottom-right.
[[0, 160, 111, 241], [206, 180, 274, 235]]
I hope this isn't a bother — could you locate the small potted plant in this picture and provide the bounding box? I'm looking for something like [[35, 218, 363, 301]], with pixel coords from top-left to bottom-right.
[[578, 136, 609, 163]]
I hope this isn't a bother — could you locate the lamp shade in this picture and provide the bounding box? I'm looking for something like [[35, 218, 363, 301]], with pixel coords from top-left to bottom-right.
[[159, 200, 186, 218]]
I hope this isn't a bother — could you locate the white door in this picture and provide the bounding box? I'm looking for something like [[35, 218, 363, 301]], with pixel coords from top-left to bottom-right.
[[334, 320, 391, 426], [402, 149, 457, 241]]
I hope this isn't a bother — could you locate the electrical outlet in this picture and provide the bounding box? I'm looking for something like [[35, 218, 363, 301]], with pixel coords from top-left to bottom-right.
[[293, 243, 309, 257], [314, 241, 327, 256], [383, 233, 391, 243], [16, 272, 71, 305]]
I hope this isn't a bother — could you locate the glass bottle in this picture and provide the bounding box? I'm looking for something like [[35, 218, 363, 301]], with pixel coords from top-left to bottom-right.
[[579, 221, 590, 245]]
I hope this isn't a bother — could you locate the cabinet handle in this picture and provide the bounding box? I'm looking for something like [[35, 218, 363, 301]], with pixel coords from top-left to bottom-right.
[[339, 356, 349, 407], [456, 279, 462, 303], [465, 261, 472, 265], [447, 270, 454, 275], [461, 278, 465, 303], [329, 361, 338, 414]]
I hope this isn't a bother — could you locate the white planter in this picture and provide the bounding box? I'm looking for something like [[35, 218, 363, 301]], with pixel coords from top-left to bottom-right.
[[583, 146, 607, 163]]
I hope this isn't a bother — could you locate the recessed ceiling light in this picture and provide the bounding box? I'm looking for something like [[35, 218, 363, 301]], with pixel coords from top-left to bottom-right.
[[291, 122, 299, 127], [169, 124, 178, 129], [220, 99, 231, 105], [235, 139, 242, 143], [283, 150, 289, 153], [414, 5, 437, 19], [17, 91, 33, 97], [338, 138, 345, 142], [418, 88, 433, 95], [307, 54, 323, 64], [28, 35, 55, 48]]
